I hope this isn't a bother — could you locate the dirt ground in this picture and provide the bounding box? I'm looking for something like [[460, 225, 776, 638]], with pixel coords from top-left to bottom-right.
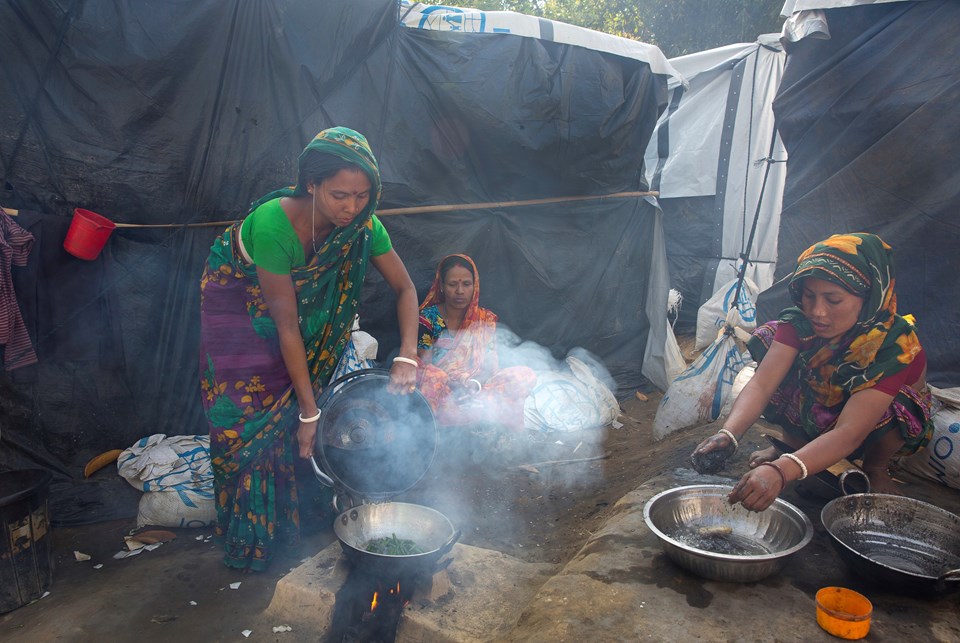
[[0, 389, 682, 642], [3, 382, 959, 642]]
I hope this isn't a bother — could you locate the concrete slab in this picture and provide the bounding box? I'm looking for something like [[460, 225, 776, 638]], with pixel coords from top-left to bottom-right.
[[503, 470, 960, 642], [264, 541, 556, 641], [266, 471, 960, 642], [398, 545, 555, 642], [264, 541, 344, 635]]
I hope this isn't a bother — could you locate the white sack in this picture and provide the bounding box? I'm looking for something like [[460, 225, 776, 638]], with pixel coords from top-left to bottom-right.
[[118, 434, 215, 529], [654, 330, 746, 441], [929, 386, 960, 408], [524, 356, 619, 433], [695, 277, 759, 350], [137, 488, 216, 529], [330, 316, 379, 382], [351, 330, 378, 362], [118, 434, 212, 492], [330, 333, 378, 382], [664, 289, 687, 386], [897, 401, 960, 490]]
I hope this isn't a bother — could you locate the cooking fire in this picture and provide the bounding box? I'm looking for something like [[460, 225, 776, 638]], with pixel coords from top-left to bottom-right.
[[328, 563, 448, 643]]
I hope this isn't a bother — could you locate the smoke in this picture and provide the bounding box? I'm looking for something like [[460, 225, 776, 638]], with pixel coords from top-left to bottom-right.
[[313, 326, 622, 551], [408, 325, 620, 542]]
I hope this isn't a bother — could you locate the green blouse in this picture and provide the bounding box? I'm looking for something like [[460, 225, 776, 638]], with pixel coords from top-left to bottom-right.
[[239, 197, 391, 274]]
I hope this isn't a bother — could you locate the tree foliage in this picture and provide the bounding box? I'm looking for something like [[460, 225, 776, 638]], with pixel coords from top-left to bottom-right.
[[414, 0, 785, 58]]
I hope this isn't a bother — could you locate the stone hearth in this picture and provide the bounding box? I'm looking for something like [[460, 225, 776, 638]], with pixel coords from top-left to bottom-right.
[[265, 541, 556, 641]]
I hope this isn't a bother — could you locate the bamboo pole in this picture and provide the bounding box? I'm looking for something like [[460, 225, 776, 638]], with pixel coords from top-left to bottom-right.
[[376, 190, 658, 217], [112, 220, 236, 229], [0, 190, 659, 229]]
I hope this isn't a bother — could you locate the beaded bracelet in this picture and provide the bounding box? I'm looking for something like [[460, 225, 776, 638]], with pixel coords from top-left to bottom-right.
[[716, 428, 739, 451], [758, 461, 787, 490], [298, 409, 321, 423], [781, 452, 808, 480]]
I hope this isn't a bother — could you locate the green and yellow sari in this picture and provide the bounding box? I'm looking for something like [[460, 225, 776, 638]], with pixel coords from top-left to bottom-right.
[[749, 233, 932, 456], [199, 127, 381, 570]]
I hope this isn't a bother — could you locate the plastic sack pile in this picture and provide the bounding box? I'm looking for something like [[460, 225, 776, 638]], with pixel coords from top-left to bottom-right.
[[117, 434, 214, 528], [654, 307, 752, 441]]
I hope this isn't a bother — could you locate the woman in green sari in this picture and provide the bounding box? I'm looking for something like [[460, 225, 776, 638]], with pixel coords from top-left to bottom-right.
[[199, 127, 419, 571]]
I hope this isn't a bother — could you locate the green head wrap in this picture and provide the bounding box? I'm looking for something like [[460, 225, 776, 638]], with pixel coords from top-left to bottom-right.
[[250, 126, 382, 221]]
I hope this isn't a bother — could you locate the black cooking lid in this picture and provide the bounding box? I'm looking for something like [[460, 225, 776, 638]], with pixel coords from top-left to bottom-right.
[[314, 369, 438, 499]]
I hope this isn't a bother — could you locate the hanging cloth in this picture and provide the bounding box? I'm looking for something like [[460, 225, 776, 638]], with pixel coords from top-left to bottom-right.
[[0, 212, 38, 369]]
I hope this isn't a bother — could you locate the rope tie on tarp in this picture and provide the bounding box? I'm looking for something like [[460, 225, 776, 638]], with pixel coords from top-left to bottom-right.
[[752, 157, 786, 167]]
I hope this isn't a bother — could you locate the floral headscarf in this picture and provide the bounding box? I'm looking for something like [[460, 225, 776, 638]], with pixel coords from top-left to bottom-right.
[[779, 233, 922, 402], [420, 254, 497, 379]]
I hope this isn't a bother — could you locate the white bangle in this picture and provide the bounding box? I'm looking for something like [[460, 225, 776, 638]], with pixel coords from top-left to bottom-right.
[[781, 453, 808, 480], [393, 356, 419, 368], [467, 378, 482, 394], [717, 428, 739, 451], [298, 409, 321, 423]]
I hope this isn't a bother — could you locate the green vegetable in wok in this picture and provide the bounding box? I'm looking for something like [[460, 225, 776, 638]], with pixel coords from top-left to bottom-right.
[[364, 533, 425, 556]]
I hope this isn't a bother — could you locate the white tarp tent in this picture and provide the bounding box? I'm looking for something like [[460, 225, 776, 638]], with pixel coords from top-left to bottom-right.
[[400, 1, 682, 79], [644, 35, 787, 318], [781, 0, 925, 13]]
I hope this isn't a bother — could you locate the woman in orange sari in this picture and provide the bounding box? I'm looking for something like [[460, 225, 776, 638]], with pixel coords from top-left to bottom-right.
[[417, 255, 536, 431]]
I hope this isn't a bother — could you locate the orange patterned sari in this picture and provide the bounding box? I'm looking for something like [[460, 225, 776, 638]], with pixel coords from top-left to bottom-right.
[[417, 255, 535, 431]]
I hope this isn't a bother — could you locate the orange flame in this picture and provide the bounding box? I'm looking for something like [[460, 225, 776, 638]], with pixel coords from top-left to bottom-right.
[[370, 591, 378, 612]]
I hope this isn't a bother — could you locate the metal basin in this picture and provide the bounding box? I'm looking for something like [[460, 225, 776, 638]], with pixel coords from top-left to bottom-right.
[[643, 485, 814, 583], [821, 493, 960, 595]]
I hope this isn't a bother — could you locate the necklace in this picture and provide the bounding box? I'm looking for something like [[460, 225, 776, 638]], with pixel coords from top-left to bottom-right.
[[311, 191, 318, 255]]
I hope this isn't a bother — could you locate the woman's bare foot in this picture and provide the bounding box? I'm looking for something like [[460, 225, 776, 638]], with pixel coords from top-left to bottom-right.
[[748, 446, 780, 469], [864, 467, 905, 495]]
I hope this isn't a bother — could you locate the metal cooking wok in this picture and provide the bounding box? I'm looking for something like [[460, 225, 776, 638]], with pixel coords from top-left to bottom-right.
[[821, 492, 960, 596], [335, 502, 461, 576]]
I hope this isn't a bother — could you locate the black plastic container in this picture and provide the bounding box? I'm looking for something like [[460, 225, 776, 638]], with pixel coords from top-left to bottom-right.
[[1, 469, 54, 613]]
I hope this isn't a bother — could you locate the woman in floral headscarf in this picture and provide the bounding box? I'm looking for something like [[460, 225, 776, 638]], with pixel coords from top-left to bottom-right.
[[692, 233, 932, 511], [417, 254, 536, 432], [199, 127, 420, 571]]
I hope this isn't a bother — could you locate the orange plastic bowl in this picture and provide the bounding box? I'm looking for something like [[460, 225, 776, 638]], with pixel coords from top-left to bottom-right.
[[816, 586, 872, 639]]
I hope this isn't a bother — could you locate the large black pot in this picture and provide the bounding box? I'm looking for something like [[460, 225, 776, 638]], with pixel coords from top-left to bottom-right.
[[821, 493, 960, 596]]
